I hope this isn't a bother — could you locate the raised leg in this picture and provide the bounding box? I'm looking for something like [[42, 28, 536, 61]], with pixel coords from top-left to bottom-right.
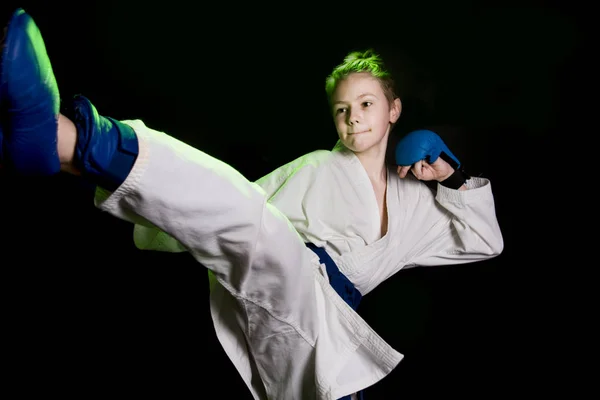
[[0, 9, 403, 399]]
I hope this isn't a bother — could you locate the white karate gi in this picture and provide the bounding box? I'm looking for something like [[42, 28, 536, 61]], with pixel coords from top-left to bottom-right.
[[95, 120, 504, 399]]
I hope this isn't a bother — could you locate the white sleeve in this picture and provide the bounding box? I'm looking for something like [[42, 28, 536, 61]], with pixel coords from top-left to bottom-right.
[[405, 177, 504, 267]]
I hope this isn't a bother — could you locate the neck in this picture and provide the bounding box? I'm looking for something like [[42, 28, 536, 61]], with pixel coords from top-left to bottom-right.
[[354, 141, 388, 184]]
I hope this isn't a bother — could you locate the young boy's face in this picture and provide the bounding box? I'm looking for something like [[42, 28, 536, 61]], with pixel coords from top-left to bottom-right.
[[331, 72, 400, 155]]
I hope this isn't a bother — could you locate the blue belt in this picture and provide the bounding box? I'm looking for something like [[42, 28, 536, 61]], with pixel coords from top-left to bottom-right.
[[305, 243, 364, 400]]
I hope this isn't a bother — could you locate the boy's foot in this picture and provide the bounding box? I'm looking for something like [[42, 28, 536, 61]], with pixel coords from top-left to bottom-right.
[[0, 8, 61, 175]]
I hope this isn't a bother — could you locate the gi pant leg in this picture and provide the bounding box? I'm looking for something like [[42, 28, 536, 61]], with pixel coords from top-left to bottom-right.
[[94, 120, 403, 400]]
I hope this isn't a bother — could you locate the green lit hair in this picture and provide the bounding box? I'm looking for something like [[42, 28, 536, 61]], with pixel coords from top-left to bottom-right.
[[325, 49, 398, 108]]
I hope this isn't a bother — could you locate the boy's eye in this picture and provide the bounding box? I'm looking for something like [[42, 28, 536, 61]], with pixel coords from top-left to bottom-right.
[[362, 101, 372, 107], [335, 108, 347, 114]]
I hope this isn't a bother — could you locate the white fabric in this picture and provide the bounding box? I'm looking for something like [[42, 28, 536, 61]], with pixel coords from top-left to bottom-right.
[[254, 140, 504, 295], [97, 121, 503, 399]]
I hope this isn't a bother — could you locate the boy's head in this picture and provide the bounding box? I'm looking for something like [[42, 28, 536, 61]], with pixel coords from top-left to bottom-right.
[[325, 49, 399, 110], [327, 49, 402, 155]]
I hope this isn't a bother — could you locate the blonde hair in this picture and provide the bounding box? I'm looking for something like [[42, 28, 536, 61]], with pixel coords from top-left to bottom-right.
[[325, 49, 398, 108]]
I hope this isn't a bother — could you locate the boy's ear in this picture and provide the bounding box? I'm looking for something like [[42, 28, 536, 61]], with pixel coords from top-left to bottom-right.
[[390, 98, 402, 123]]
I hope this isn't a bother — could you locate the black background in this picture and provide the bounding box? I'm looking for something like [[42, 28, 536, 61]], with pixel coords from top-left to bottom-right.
[[1, 1, 583, 398]]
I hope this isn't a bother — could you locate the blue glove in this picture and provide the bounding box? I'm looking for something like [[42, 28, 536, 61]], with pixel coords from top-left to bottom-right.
[[395, 129, 461, 169]]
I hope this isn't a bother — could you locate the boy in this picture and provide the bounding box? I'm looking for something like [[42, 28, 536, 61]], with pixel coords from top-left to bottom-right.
[[0, 8, 503, 399]]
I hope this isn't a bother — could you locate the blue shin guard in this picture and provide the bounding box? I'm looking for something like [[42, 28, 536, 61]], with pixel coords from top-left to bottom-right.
[[395, 129, 461, 169], [0, 8, 61, 175], [62, 95, 139, 192]]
